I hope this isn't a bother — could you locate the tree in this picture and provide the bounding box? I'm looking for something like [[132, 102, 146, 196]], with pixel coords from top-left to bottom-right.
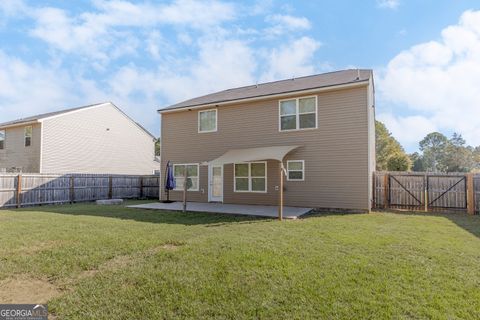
[[409, 152, 425, 172], [419, 132, 449, 172], [387, 153, 412, 171], [473, 146, 480, 172], [442, 133, 474, 172], [375, 120, 406, 171], [155, 138, 161, 156]]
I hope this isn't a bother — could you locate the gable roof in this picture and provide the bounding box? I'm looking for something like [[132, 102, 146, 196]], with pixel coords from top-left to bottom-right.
[[159, 69, 373, 113], [0, 102, 156, 139], [0, 102, 105, 128]]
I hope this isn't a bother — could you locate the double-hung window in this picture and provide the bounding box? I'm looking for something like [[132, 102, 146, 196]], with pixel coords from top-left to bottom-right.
[[287, 160, 305, 181], [198, 109, 217, 133], [173, 164, 199, 191], [279, 96, 317, 131], [234, 162, 267, 192], [24, 126, 32, 147], [0, 130, 5, 149]]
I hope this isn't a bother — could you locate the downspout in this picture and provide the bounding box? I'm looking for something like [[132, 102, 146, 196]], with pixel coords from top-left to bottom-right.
[[39, 122, 44, 173]]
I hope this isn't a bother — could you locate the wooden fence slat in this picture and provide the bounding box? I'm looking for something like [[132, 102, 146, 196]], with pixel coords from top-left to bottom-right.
[[373, 171, 478, 214], [467, 173, 474, 215], [384, 173, 389, 209], [16, 174, 22, 208], [0, 173, 159, 208]]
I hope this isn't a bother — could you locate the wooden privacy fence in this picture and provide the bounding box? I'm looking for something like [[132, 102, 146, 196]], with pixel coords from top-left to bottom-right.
[[0, 173, 159, 208], [373, 172, 479, 214]]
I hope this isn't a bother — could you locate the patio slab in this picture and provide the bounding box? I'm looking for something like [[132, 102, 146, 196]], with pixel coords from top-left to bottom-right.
[[128, 202, 312, 219]]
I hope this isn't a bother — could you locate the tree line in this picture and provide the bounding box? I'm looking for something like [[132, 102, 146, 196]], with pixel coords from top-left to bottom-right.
[[376, 121, 480, 172]]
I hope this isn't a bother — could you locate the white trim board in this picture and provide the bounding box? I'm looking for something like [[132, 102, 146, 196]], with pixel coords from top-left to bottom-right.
[[278, 95, 318, 132], [198, 108, 218, 133], [158, 80, 369, 114]]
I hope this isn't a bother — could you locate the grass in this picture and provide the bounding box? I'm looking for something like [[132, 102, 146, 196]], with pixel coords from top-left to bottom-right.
[[1, 201, 480, 319]]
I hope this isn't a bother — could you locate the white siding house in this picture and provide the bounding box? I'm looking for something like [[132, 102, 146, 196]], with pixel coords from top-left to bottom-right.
[[0, 102, 158, 174]]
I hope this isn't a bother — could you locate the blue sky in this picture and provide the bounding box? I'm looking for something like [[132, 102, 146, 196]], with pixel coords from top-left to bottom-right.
[[1, 0, 480, 152]]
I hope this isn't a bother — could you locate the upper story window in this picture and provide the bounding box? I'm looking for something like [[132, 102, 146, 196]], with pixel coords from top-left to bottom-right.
[[0, 130, 5, 150], [198, 109, 217, 133], [279, 96, 317, 131], [24, 126, 32, 147], [173, 163, 199, 191]]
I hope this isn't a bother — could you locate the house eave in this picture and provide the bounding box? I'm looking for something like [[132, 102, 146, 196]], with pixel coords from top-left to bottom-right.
[[157, 79, 369, 114], [0, 120, 40, 129]]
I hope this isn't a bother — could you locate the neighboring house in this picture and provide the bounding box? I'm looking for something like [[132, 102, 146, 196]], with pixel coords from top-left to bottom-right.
[[158, 69, 376, 211], [0, 102, 158, 174]]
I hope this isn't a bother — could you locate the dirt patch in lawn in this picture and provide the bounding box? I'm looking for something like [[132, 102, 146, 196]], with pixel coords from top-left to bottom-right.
[[77, 243, 184, 280], [15, 240, 64, 255], [0, 277, 60, 304]]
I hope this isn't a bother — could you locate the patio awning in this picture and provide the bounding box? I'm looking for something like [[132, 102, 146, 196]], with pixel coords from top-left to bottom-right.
[[208, 145, 299, 165]]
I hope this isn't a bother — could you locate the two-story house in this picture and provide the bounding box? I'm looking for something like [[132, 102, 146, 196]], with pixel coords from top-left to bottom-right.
[[158, 69, 375, 211], [0, 102, 159, 174]]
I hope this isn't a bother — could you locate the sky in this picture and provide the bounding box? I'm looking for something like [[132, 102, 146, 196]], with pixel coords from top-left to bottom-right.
[[0, 0, 479, 152]]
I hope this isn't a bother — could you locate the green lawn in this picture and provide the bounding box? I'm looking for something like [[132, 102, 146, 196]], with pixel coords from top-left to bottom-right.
[[1, 201, 479, 319]]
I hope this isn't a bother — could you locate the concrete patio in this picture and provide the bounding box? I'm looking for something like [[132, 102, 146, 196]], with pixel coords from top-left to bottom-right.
[[128, 202, 312, 219]]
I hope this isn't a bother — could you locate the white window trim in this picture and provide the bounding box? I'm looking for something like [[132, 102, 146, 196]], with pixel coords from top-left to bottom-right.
[[234, 161, 267, 193], [198, 109, 218, 133], [173, 163, 200, 191], [278, 95, 318, 132], [286, 160, 305, 181], [0, 129, 5, 150], [24, 125, 32, 147]]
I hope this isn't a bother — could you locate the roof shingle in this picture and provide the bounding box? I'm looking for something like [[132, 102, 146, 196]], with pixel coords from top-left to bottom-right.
[[0, 102, 107, 128], [159, 69, 372, 112]]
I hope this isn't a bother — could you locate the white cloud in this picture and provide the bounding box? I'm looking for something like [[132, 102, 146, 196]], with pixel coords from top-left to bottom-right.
[[0, 0, 27, 16], [377, 0, 400, 9], [261, 36, 321, 81], [28, 0, 237, 62], [264, 14, 311, 37], [0, 50, 104, 121], [0, 1, 324, 135], [377, 113, 437, 148], [267, 14, 311, 30], [378, 9, 480, 149]]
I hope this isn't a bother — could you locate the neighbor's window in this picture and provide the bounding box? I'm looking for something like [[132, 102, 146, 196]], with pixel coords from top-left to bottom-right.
[[280, 96, 317, 131], [287, 160, 305, 181], [234, 162, 266, 192], [0, 130, 5, 149], [198, 109, 217, 132], [24, 126, 32, 147], [173, 164, 199, 191]]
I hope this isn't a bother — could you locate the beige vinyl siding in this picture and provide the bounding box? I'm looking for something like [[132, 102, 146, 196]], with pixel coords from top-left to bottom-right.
[[0, 124, 41, 172], [41, 103, 157, 174], [161, 85, 371, 210], [367, 77, 376, 210]]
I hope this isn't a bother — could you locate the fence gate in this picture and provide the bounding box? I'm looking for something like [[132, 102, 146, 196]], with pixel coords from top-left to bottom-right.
[[388, 174, 425, 209], [426, 175, 467, 210], [374, 172, 476, 213]]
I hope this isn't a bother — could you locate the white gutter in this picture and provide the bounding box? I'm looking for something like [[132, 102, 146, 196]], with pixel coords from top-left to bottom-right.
[[158, 80, 369, 114], [0, 120, 39, 129], [39, 121, 44, 173]]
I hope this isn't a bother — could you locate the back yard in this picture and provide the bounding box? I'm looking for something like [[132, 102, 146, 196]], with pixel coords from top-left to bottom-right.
[[1, 201, 479, 319]]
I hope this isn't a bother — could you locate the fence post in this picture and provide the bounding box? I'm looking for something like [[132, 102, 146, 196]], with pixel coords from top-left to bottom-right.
[[139, 176, 144, 199], [69, 176, 74, 204], [108, 176, 113, 199], [467, 173, 475, 215], [16, 174, 22, 208], [383, 173, 389, 209], [424, 173, 428, 212]]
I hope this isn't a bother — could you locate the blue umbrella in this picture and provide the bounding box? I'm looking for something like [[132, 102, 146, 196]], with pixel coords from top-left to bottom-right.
[[164, 161, 176, 202]]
